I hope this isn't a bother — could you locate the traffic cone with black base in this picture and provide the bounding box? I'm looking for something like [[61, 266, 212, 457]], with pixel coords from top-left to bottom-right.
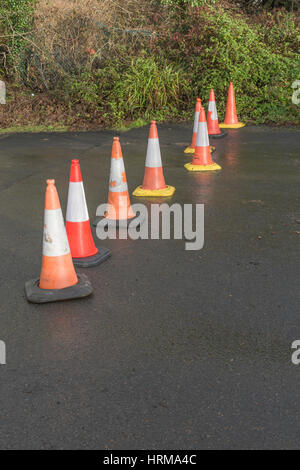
[[185, 106, 221, 172], [133, 121, 175, 197], [25, 179, 93, 303], [66, 159, 111, 267], [94, 137, 141, 228], [207, 89, 227, 139], [220, 82, 245, 129]]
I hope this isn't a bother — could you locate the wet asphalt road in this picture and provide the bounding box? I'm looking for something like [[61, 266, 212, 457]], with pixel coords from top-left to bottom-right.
[[0, 124, 299, 449]]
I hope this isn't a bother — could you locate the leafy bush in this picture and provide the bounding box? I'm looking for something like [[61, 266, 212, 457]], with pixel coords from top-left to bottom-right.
[[0, 0, 35, 32], [154, 3, 300, 124], [0, 0, 35, 76], [107, 56, 191, 122], [66, 54, 191, 124]]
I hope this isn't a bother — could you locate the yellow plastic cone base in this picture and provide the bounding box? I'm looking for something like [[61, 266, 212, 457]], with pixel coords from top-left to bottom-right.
[[219, 122, 245, 129], [184, 146, 216, 155], [132, 185, 176, 197], [184, 162, 221, 172], [184, 146, 195, 154]]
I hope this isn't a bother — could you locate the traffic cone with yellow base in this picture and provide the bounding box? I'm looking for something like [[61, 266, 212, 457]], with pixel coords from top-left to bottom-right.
[[184, 98, 201, 154], [185, 98, 216, 155], [219, 82, 245, 129], [94, 137, 141, 227], [25, 179, 93, 303], [207, 89, 227, 139], [66, 159, 111, 267], [133, 121, 175, 197], [185, 106, 222, 172]]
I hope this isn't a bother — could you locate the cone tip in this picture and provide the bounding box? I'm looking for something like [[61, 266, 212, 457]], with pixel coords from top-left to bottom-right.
[[196, 98, 201, 102], [72, 158, 79, 165], [47, 179, 55, 186], [149, 121, 158, 139], [112, 136, 122, 159], [199, 106, 207, 122]]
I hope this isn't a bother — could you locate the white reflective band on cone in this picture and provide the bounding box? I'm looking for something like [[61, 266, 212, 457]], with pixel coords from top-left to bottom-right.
[[66, 181, 89, 222], [208, 101, 218, 121], [145, 139, 162, 168], [109, 158, 128, 193], [196, 122, 210, 147], [193, 111, 200, 133], [43, 209, 71, 257]]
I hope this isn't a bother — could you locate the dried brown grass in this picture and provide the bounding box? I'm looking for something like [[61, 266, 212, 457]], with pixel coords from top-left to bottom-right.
[[24, 0, 156, 90], [35, 0, 151, 29]]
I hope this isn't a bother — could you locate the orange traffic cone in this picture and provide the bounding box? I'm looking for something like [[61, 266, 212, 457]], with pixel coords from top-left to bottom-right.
[[219, 82, 245, 129], [207, 89, 227, 138], [25, 179, 93, 303], [184, 98, 216, 155], [66, 159, 111, 267], [185, 106, 221, 172], [184, 98, 202, 154], [94, 137, 139, 227], [133, 121, 175, 197]]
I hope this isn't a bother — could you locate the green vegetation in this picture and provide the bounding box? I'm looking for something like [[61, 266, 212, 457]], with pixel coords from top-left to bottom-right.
[[0, 0, 299, 131], [68, 56, 191, 122], [0, 0, 34, 33], [0, 123, 68, 134], [0, 0, 35, 73]]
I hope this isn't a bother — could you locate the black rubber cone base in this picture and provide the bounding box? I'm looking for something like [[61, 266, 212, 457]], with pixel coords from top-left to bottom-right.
[[93, 213, 144, 229], [209, 130, 227, 139], [73, 246, 111, 268], [25, 274, 93, 304]]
